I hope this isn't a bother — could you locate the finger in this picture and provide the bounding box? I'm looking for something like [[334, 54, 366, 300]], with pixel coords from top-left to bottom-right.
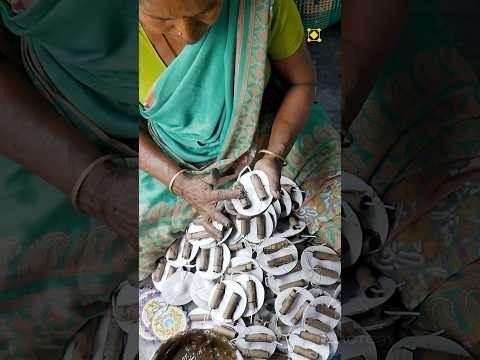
[[269, 176, 281, 199], [223, 200, 238, 216], [202, 168, 220, 186], [216, 173, 238, 186], [223, 199, 250, 219], [207, 207, 232, 229], [193, 215, 208, 226], [208, 188, 244, 202], [199, 217, 223, 240], [235, 213, 250, 220]]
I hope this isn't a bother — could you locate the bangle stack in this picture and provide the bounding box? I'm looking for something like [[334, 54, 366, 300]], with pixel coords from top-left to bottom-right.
[[258, 149, 287, 166]]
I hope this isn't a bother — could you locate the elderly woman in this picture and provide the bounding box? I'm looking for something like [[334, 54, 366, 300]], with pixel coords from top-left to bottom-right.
[[139, 0, 341, 279], [0, 0, 138, 358], [343, 0, 480, 356]]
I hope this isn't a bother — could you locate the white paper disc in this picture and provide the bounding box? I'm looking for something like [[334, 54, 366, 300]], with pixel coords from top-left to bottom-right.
[[226, 256, 264, 283], [273, 215, 307, 238], [278, 188, 293, 218], [342, 274, 396, 316], [342, 172, 389, 247], [289, 327, 330, 360], [151, 261, 177, 293], [338, 318, 377, 360], [195, 244, 231, 280], [187, 221, 233, 249], [190, 273, 217, 310], [231, 170, 274, 217], [233, 274, 265, 318], [265, 269, 308, 295], [386, 335, 472, 360], [274, 287, 314, 327], [161, 270, 194, 306], [281, 176, 304, 211], [257, 237, 298, 276], [272, 200, 282, 218], [341, 201, 363, 268], [301, 245, 341, 285], [235, 326, 277, 359], [267, 205, 278, 229], [303, 296, 341, 332], [236, 213, 274, 244], [210, 280, 247, 323], [166, 236, 199, 268]]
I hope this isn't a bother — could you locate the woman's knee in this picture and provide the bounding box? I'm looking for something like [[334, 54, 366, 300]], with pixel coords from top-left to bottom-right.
[[414, 260, 480, 356]]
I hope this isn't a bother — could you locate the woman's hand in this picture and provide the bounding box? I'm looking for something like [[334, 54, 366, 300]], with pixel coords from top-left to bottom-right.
[[254, 155, 283, 200], [140, 131, 245, 239], [77, 161, 139, 249], [171, 169, 245, 239]]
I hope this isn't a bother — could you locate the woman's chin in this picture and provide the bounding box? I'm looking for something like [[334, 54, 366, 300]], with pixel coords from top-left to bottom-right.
[[184, 34, 207, 45]]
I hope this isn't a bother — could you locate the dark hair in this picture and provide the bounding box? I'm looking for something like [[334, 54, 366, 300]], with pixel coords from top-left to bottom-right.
[[152, 330, 237, 360]]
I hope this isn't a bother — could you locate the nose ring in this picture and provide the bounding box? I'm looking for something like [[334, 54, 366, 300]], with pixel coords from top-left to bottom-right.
[[178, 31, 183, 37]]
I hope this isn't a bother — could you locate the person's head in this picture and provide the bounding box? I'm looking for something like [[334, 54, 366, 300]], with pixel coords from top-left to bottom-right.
[[153, 330, 237, 360], [140, 0, 223, 44]]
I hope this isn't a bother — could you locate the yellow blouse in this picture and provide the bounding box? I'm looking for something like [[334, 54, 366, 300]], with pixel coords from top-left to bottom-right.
[[139, 0, 304, 104]]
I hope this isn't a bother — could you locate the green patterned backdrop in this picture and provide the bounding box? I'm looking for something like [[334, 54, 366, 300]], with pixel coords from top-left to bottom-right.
[[294, 0, 341, 30]]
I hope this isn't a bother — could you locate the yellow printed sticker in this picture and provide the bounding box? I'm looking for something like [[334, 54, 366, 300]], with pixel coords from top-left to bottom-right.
[[307, 28, 322, 43]]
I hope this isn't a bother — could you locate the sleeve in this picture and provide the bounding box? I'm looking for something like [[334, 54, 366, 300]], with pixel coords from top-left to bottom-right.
[[139, 24, 166, 105], [268, 0, 305, 61]]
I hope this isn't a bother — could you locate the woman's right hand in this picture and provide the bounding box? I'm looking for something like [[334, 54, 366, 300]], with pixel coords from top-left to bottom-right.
[[171, 169, 245, 239], [139, 131, 244, 239]]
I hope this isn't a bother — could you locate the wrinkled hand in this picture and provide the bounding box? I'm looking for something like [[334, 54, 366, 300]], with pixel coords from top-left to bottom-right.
[[172, 169, 244, 239], [77, 161, 138, 249], [254, 155, 283, 200]]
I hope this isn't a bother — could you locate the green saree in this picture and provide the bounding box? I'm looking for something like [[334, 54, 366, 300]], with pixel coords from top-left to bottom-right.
[[0, 0, 138, 358], [139, 0, 341, 280]]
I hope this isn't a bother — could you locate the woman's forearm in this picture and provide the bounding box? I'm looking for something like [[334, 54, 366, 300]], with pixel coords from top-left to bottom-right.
[[267, 83, 315, 157], [139, 130, 182, 185], [269, 43, 317, 158], [0, 56, 102, 195]]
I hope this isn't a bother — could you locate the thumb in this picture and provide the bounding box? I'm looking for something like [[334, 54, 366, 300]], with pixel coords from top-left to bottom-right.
[[202, 168, 220, 186], [269, 174, 281, 200]]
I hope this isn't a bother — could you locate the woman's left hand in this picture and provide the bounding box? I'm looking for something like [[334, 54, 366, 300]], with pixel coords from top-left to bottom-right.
[[254, 155, 283, 200]]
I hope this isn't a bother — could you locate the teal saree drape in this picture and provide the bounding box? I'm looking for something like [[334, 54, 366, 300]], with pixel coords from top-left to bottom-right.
[[0, 1, 138, 358]]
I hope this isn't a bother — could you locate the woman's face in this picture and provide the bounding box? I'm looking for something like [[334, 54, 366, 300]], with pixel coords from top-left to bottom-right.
[[140, 0, 223, 44]]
